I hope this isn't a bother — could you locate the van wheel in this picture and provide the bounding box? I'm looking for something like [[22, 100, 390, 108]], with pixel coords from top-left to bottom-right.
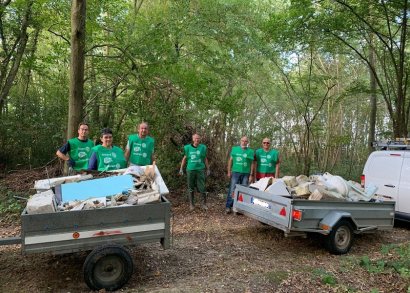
[[83, 244, 133, 291], [324, 219, 354, 255]]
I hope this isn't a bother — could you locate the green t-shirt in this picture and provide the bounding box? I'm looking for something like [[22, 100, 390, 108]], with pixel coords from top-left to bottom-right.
[[231, 146, 255, 174], [128, 134, 154, 166], [92, 145, 127, 171], [256, 148, 279, 174], [68, 138, 94, 171], [184, 144, 207, 170]]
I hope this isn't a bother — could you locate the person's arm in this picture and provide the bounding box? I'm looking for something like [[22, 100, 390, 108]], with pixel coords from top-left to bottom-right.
[[88, 152, 98, 170], [151, 152, 155, 164], [204, 157, 209, 170], [249, 160, 255, 183], [124, 140, 130, 162], [227, 156, 233, 179], [275, 158, 280, 178], [56, 150, 70, 162], [253, 153, 257, 181], [56, 142, 75, 165], [179, 156, 187, 175], [180, 156, 187, 170]]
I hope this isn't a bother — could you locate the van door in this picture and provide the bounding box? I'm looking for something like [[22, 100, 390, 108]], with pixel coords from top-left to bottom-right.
[[398, 152, 410, 214], [364, 151, 403, 203]]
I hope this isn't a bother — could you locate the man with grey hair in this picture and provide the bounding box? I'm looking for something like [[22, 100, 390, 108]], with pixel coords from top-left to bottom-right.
[[225, 136, 255, 214], [125, 122, 155, 166], [179, 133, 210, 211]]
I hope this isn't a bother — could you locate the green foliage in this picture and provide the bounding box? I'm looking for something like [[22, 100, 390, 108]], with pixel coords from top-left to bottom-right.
[[312, 268, 338, 286], [360, 256, 389, 274], [0, 0, 399, 182], [356, 243, 410, 292], [0, 185, 25, 225]]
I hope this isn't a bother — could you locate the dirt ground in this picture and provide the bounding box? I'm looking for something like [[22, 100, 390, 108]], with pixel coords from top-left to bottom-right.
[[0, 171, 410, 293]]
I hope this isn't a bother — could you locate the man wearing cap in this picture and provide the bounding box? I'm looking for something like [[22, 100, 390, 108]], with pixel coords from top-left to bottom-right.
[[125, 123, 155, 166], [179, 133, 210, 211], [254, 138, 280, 180], [225, 136, 255, 214], [56, 122, 94, 171]]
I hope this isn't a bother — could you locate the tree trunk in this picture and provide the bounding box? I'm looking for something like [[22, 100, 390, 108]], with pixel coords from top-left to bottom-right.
[[368, 41, 377, 152], [67, 0, 86, 140], [0, 1, 33, 115]]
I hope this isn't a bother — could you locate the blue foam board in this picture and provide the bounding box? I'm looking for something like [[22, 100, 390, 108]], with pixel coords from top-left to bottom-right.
[[61, 175, 134, 201]]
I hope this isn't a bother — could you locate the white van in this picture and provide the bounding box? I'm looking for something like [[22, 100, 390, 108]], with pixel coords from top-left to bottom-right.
[[361, 150, 410, 222]]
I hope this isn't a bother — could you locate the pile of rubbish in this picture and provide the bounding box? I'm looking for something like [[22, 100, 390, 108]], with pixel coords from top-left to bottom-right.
[[250, 172, 378, 202], [25, 165, 165, 214]]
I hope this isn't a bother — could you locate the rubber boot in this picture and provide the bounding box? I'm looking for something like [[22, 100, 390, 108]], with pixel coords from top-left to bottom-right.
[[201, 193, 208, 210], [188, 192, 195, 211]]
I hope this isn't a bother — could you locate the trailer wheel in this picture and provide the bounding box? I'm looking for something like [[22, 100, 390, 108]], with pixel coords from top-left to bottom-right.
[[83, 244, 133, 291], [325, 219, 354, 255]]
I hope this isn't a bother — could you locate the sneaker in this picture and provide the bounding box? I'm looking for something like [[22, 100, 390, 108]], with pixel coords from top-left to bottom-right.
[[225, 207, 231, 214]]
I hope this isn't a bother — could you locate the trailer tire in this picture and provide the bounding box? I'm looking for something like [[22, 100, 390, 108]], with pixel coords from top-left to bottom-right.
[[83, 244, 133, 291], [325, 219, 354, 255]]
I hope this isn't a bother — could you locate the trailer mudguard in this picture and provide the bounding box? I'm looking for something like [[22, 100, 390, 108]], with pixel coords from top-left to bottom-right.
[[319, 211, 357, 231]]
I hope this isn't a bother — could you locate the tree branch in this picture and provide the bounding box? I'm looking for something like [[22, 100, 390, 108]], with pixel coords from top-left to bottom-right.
[[47, 23, 70, 45]]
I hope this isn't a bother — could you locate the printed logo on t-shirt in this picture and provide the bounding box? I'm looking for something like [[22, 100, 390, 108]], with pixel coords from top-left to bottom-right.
[[267, 155, 271, 159], [244, 162, 248, 167], [269, 163, 272, 167], [243, 154, 247, 158], [261, 158, 267, 163], [104, 157, 113, 164], [78, 152, 87, 158], [134, 146, 141, 152], [196, 150, 200, 155], [112, 153, 117, 158], [236, 157, 242, 162], [116, 163, 121, 169], [142, 143, 146, 148], [143, 153, 147, 158], [191, 155, 197, 160]]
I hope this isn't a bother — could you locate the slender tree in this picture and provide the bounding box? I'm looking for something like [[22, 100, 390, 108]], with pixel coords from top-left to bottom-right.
[[67, 0, 86, 140], [0, 0, 34, 115]]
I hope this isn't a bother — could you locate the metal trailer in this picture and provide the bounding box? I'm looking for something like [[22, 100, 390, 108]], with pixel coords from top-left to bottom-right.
[[233, 184, 395, 255], [1, 195, 171, 291]]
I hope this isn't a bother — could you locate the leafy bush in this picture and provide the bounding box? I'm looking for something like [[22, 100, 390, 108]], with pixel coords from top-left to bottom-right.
[[0, 185, 25, 225]]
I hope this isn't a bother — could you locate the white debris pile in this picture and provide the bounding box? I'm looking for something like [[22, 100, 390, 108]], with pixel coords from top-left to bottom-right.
[[26, 190, 57, 214], [250, 172, 377, 202], [27, 165, 164, 214]]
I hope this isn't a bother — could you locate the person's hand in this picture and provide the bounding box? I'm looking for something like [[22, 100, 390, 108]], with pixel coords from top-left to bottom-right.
[[179, 168, 184, 176], [206, 169, 211, 176], [68, 158, 76, 167]]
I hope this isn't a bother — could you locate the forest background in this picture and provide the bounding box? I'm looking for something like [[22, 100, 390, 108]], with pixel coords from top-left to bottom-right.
[[1, 0, 409, 188]]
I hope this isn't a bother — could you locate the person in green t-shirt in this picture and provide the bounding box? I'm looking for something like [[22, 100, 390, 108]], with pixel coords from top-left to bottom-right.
[[254, 138, 280, 180], [87, 128, 127, 171], [179, 133, 210, 211], [124, 123, 155, 166], [56, 122, 94, 172], [225, 136, 255, 214]]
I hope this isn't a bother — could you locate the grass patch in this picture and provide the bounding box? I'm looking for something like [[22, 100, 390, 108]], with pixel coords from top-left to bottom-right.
[[264, 270, 288, 284]]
